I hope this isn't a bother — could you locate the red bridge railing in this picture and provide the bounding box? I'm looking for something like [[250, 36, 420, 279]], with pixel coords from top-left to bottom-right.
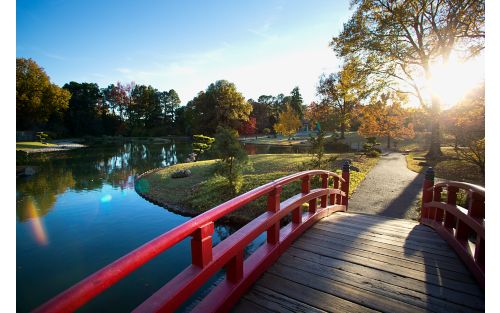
[[420, 167, 485, 288], [34, 163, 351, 313]]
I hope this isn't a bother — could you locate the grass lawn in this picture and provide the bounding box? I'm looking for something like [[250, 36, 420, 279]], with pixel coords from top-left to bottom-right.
[[137, 153, 379, 223], [405, 147, 484, 186], [16, 141, 58, 151]]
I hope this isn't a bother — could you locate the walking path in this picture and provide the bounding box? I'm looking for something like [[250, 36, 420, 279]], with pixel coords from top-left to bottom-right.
[[349, 152, 426, 220]]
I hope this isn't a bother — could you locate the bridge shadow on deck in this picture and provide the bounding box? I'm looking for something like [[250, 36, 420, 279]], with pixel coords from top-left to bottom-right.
[[233, 212, 485, 313]]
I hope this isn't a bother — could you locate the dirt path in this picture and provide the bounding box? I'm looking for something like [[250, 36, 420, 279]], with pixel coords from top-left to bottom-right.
[[348, 152, 425, 220]]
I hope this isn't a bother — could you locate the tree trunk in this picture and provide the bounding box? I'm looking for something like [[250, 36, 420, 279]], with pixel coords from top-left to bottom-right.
[[340, 123, 345, 139], [426, 95, 443, 159]]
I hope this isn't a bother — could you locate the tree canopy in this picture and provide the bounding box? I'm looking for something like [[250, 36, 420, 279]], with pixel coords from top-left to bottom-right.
[[187, 80, 252, 135], [358, 92, 415, 148], [274, 105, 301, 139], [16, 58, 71, 130], [317, 58, 371, 138], [331, 0, 484, 157]]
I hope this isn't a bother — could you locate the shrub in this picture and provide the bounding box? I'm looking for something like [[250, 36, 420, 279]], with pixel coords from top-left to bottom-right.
[[263, 128, 271, 135], [366, 150, 380, 158], [36, 132, 49, 144], [192, 134, 215, 156], [308, 129, 326, 168]]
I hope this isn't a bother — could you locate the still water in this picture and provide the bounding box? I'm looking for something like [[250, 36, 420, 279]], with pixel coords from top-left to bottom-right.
[[17, 141, 278, 312]]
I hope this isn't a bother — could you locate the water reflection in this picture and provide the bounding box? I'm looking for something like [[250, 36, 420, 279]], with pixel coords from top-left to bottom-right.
[[16, 141, 191, 222]]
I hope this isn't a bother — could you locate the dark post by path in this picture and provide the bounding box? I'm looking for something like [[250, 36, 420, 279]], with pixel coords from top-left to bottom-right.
[[420, 167, 434, 222], [342, 161, 350, 211]]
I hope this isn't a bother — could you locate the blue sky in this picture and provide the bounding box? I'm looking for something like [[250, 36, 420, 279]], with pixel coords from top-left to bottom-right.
[[16, 0, 353, 104]]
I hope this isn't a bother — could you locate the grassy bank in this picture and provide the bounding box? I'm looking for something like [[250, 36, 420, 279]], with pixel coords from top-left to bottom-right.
[[16, 141, 58, 151], [405, 147, 484, 186], [136, 153, 379, 224]]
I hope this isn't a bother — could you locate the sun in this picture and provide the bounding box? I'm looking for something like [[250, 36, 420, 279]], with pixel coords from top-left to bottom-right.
[[427, 53, 484, 108]]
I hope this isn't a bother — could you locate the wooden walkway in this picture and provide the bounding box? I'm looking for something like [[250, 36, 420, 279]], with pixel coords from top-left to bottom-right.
[[233, 212, 485, 313]]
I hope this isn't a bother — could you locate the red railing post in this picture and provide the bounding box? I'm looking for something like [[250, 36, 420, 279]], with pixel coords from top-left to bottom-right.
[[420, 167, 434, 221], [226, 251, 244, 283], [332, 176, 340, 205], [321, 174, 328, 208], [301, 175, 310, 194], [267, 185, 282, 244], [341, 161, 350, 210], [468, 192, 485, 221], [432, 186, 442, 222], [444, 186, 458, 233], [191, 222, 215, 268]]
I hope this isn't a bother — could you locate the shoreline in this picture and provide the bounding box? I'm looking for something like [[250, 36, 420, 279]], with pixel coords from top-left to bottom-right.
[[134, 166, 250, 226]]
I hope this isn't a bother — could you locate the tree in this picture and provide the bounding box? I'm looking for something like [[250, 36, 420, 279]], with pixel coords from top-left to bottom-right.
[[358, 92, 415, 148], [16, 58, 71, 130], [238, 117, 257, 136], [63, 82, 102, 136], [304, 101, 335, 131], [443, 83, 484, 174], [188, 80, 252, 135], [331, 0, 484, 157], [317, 58, 371, 138], [274, 105, 301, 139], [249, 99, 271, 133], [212, 126, 249, 193], [290, 86, 304, 118], [159, 89, 181, 128], [443, 83, 484, 148]]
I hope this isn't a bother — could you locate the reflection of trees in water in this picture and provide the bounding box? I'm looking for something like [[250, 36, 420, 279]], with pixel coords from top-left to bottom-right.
[[16, 165, 76, 221], [16, 142, 191, 220]]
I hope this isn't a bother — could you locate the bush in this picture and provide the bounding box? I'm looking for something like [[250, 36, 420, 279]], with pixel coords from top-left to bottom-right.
[[366, 150, 380, 158], [36, 132, 49, 144], [324, 138, 350, 152], [192, 134, 215, 156], [263, 128, 271, 135]]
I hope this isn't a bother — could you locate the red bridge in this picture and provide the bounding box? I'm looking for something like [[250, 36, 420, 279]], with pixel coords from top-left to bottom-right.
[[34, 162, 485, 312]]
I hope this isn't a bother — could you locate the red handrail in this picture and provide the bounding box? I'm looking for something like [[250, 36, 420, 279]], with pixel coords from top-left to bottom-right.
[[420, 168, 485, 288], [34, 167, 350, 313]]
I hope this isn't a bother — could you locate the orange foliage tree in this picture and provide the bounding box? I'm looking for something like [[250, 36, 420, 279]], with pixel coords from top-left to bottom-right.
[[304, 101, 335, 131], [358, 92, 415, 148], [274, 105, 301, 139]]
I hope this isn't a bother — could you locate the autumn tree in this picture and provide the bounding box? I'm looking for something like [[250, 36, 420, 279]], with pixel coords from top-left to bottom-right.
[[274, 105, 301, 139], [358, 92, 415, 148], [238, 117, 257, 136], [304, 101, 335, 131], [16, 58, 71, 130], [331, 0, 484, 157], [317, 58, 371, 138]]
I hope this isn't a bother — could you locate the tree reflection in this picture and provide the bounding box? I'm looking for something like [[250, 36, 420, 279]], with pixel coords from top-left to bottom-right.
[[16, 142, 192, 221]]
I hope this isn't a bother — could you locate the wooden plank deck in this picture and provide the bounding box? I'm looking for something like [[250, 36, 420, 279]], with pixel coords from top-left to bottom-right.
[[233, 212, 485, 313]]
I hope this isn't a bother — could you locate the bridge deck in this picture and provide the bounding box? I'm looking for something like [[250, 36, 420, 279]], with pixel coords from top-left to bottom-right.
[[233, 212, 484, 313]]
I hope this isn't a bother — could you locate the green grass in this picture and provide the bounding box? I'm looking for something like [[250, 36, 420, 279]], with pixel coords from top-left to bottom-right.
[[406, 147, 484, 185], [138, 153, 379, 223], [16, 141, 58, 151]]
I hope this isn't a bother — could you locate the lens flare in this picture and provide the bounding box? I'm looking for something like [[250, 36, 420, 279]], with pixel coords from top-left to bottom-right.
[[100, 194, 113, 203], [26, 198, 48, 246]]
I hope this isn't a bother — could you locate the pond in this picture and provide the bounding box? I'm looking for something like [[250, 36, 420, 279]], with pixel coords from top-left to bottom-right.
[[17, 141, 273, 312]]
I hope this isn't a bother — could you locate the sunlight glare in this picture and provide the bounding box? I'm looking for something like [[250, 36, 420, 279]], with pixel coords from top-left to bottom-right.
[[428, 53, 484, 108]]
